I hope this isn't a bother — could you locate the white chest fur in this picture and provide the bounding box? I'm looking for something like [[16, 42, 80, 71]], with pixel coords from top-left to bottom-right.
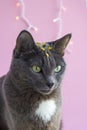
[[35, 99, 56, 123]]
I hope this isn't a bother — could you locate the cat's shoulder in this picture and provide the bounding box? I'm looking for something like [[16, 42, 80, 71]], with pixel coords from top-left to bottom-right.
[[0, 75, 6, 115], [0, 75, 6, 87]]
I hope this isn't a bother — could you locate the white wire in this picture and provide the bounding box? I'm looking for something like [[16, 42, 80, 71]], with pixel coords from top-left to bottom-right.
[[53, 0, 63, 38], [18, 0, 37, 31], [86, 0, 87, 7]]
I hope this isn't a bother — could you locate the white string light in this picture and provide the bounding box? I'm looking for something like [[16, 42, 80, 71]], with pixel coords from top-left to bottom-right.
[[16, 0, 72, 54], [53, 0, 64, 38], [16, 0, 38, 32], [16, 16, 20, 20], [86, 0, 87, 7], [53, 0, 73, 54], [16, 2, 20, 7]]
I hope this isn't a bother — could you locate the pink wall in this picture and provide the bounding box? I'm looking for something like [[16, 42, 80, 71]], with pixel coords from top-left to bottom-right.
[[0, 0, 87, 130]]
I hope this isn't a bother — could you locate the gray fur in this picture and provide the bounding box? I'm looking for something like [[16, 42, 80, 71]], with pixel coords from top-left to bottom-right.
[[0, 30, 71, 130]]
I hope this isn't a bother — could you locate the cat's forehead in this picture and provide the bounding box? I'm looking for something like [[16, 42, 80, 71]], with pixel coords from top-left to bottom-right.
[[36, 42, 53, 58], [28, 43, 56, 68], [35, 42, 63, 63]]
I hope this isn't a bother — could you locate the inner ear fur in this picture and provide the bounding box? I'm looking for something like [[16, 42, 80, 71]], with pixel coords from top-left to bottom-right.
[[49, 34, 72, 56], [14, 30, 35, 57]]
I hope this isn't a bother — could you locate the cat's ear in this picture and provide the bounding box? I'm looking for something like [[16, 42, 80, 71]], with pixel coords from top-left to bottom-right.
[[50, 34, 72, 56], [14, 30, 35, 57]]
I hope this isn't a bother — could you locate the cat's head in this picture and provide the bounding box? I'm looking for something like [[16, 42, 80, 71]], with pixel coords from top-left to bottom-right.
[[11, 30, 71, 95]]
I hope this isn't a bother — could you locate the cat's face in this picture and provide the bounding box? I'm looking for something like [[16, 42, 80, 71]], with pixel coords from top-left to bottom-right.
[[11, 30, 71, 95]]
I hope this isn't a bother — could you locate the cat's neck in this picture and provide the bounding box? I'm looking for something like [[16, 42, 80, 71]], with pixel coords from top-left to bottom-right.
[[4, 72, 61, 113], [3, 72, 62, 129]]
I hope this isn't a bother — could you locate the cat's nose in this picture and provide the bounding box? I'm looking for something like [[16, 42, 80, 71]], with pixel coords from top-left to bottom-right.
[[46, 82, 54, 88]]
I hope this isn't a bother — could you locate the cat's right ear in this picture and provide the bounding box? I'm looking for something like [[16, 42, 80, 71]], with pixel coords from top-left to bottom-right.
[[13, 30, 35, 57]]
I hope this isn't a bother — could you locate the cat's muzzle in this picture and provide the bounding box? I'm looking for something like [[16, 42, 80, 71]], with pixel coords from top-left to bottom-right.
[[38, 84, 57, 95]]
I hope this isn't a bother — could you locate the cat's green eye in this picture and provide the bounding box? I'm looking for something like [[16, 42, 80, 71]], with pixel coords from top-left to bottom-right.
[[32, 66, 41, 73], [54, 65, 62, 73]]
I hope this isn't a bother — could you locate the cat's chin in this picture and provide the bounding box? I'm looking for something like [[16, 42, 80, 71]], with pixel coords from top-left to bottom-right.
[[37, 89, 56, 95], [35, 85, 58, 95]]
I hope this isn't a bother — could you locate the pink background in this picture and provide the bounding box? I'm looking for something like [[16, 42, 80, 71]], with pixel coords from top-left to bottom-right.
[[0, 0, 87, 130]]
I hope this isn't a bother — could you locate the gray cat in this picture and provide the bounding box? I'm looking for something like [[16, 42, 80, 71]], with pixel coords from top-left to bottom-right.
[[0, 30, 71, 130]]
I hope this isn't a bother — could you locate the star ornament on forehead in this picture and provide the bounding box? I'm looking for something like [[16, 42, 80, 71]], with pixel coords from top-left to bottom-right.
[[36, 42, 53, 58]]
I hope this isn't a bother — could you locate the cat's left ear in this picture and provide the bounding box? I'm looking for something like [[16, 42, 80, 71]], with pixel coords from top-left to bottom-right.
[[14, 30, 35, 57], [50, 34, 72, 56]]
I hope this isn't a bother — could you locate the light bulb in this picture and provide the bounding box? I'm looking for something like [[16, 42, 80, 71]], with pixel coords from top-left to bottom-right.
[[34, 27, 38, 32], [16, 2, 20, 7], [62, 6, 66, 12], [16, 16, 20, 20]]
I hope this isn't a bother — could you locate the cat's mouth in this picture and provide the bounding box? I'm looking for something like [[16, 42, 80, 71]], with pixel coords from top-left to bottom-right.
[[34, 82, 59, 95], [38, 90, 52, 95], [38, 86, 57, 95]]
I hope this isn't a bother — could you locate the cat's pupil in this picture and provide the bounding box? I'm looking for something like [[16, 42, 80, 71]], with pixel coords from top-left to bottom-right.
[[54, 65, 62, 73], [32, 65, 41, 73]]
